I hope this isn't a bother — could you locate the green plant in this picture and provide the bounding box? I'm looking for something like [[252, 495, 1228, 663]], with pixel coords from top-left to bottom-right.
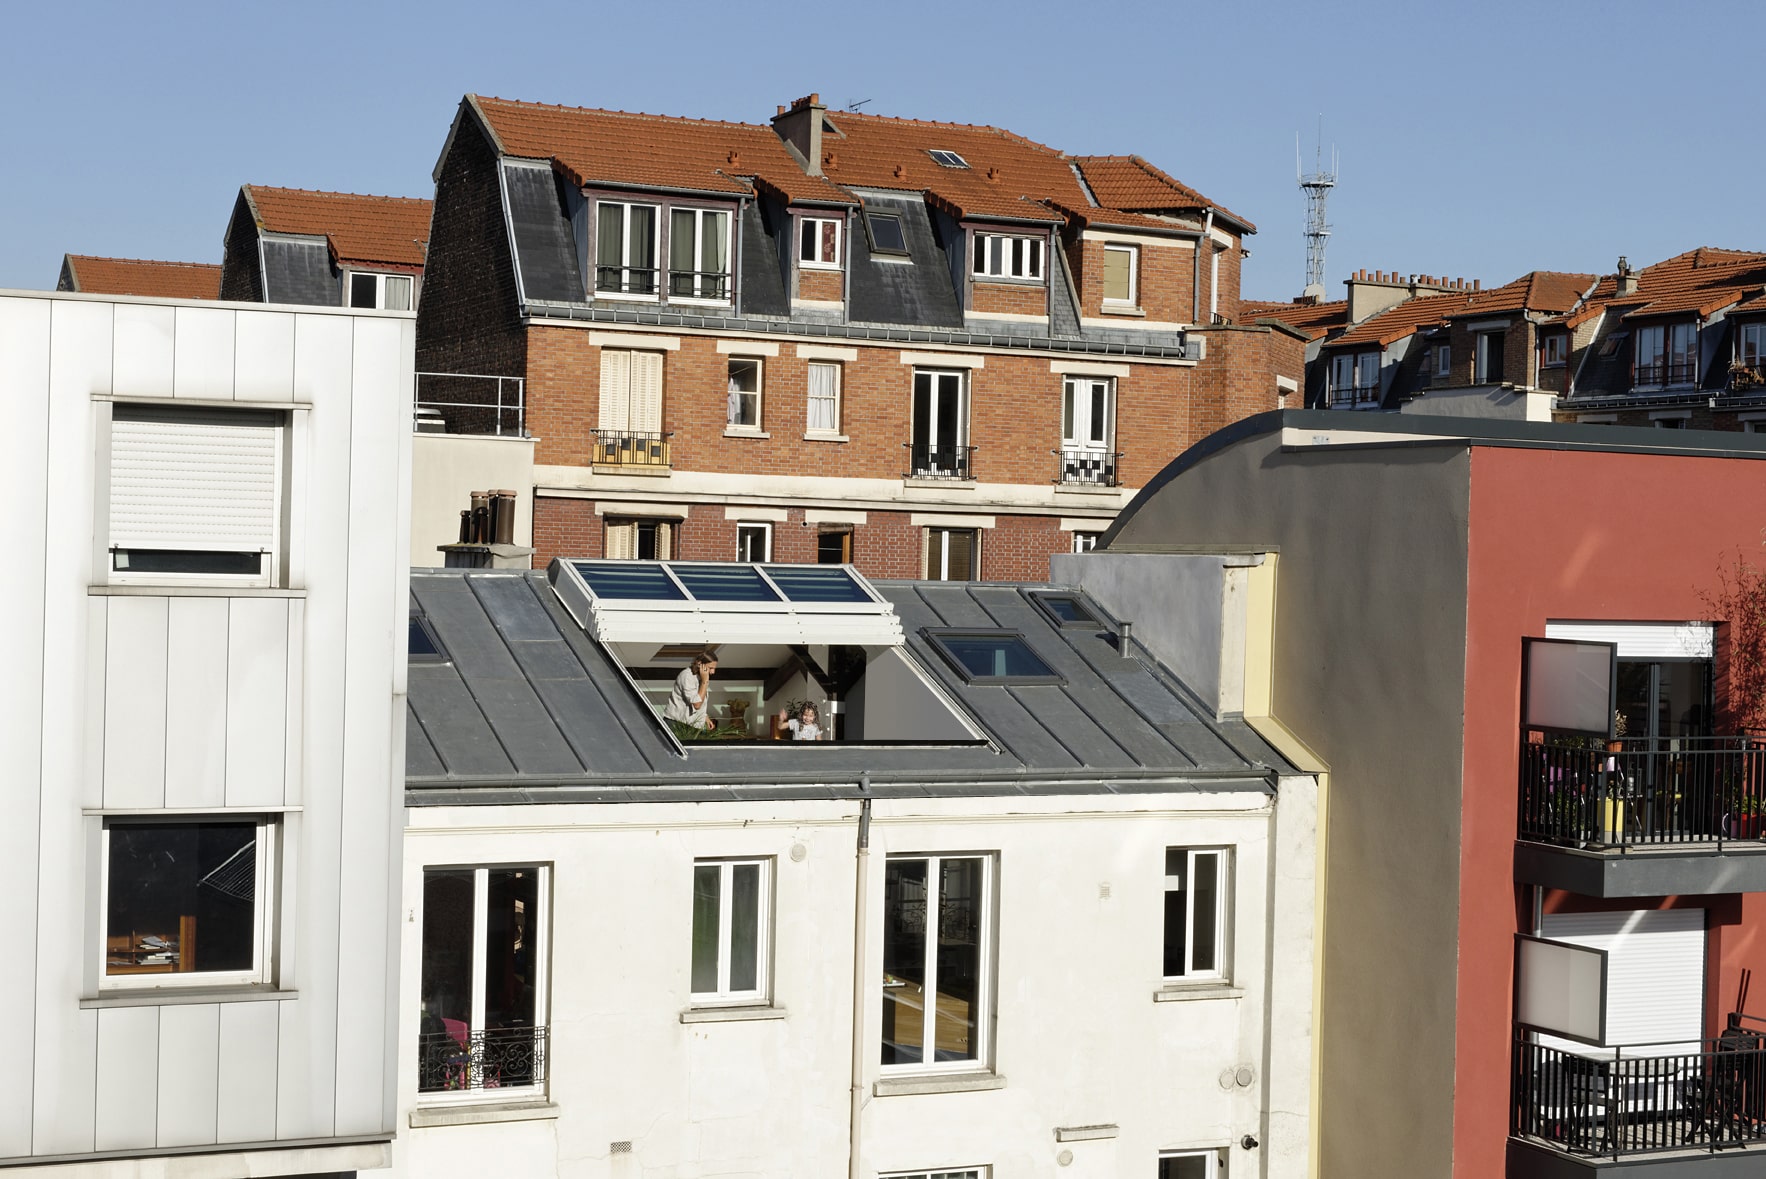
[[1700, 544, 1766, 733]]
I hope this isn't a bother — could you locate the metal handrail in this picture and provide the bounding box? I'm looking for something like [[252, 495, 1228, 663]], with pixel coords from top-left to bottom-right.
[[1054, 447, 1122, 487], [667, 269, 730, 300], [592, 429, 673, 468], [595, 265, 660, 295], [1328, 383, 1379, 407], [414, 372, 526, 437], [418, 1025, 548, 1093], [1518, 735, 1766, 849], [1633, 360, 1697, 387], [903, 442, 976, 480]]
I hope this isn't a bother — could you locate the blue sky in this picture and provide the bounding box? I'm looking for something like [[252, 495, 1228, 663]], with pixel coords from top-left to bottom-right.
[[3, 0, 1758, 300]]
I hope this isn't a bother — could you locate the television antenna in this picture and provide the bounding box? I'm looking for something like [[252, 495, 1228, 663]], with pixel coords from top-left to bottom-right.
[[846, 98, 871, 112], [1297, 119, 1338, 297]]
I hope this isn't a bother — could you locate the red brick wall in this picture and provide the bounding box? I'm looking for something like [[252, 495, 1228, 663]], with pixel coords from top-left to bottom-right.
[[1077, 238, 1193, 322], [797, 268, 844, 302], [1184, 327, 1298, 440], [970, 280, 1049, 317]]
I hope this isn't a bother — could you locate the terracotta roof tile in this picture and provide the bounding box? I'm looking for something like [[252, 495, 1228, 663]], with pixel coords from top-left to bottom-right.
[[243, 185, 432, 268], [1045, 200, 1194, 235], [1327, 271, 1593, 349], [1565, 247, 1766, 326], [63, 255, 219, 300], [1237, 297, 1348, 340], [1073, 155, 1253, 232], [1440, 270, 1595, 319]]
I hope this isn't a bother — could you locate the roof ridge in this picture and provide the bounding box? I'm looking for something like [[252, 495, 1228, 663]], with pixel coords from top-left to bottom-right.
[[472, 93, 771, 133], [67, 255, 220, 268], [246, 184, 430, 204]]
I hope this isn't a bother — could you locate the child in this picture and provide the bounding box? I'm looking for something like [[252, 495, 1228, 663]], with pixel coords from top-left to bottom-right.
[[780, 701, 823, 741]]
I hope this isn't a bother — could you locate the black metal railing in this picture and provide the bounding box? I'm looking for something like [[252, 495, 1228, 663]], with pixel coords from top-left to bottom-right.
[[592, 429, 672, 467], [1634, 360, 1697, 387], [414, 373, 526, 437], [595, 266, 660, 295], [1328, 382, 1379, 407], [904, 442, 975, 480], [1513, 1032, 1766, 1159], [418, 1025, 548, 1093], [1518, 736, 1766, 848], [667, 269, 730, 300], [1055, 448, 1121, 487]]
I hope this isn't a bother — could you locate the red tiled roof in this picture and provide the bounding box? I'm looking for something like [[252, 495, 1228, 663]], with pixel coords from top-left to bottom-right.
[[1441, 270, 1595, 319], [1563, 248, 1766, 326], [1073, 155, 1253, 232], [1237, 297, 1348, 340], [63, 255, 219, 300], [1330, 290, 1490, 348], [1046, 200, 1196, 235], [1328, 272, 1593, 349], [243, 185, 432, 268]]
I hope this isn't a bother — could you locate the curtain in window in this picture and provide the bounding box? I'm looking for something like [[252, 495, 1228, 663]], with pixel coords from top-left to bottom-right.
[[1103, 246, 1133, 302], [701, 212, 726, 282], [807, 362, 840, 432], [669, 209, 696, 291], [383, 275, 412, 311], [597, 204, 624, 283]]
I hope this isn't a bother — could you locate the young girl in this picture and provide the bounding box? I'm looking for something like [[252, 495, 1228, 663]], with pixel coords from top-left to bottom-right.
[[780, 701, 823, 741]]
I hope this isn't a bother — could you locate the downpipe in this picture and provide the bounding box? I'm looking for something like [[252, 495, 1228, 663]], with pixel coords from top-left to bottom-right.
[[848, 773, 873, 1179]]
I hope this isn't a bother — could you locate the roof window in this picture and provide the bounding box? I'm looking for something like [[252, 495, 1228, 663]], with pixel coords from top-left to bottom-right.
[[926, 629, 1063, 684], [1032, 591, 1101, 629], [409, 611, 449, 663], [927, 149, 969, 169], [864, 210, 909, 256]]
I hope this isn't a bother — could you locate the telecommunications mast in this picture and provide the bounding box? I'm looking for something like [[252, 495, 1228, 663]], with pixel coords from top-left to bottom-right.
[[1297, 124, 1337, 299]]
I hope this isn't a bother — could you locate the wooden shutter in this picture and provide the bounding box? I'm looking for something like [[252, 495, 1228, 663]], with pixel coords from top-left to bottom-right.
[[630, 351, 664, 433], [655, 519, 672, 560], [110, 407, 280, 553], [598, 349, 631, 432], [948, 528, 975, 581], [604, 519, 635, 560]]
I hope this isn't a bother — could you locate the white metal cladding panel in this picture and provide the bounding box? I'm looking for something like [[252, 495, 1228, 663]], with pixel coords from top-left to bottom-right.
[[1545, 622, 1714, 660], [109, 410, 281, 552], [1540, 908, 1705, 1048]]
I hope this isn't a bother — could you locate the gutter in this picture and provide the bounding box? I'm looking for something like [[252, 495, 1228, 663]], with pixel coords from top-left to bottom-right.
[[1192, 208, 1214, 325], [404, 765, 1279, 795]]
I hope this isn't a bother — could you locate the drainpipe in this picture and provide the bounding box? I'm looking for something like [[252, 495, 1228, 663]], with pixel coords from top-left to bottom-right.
[[1192, 208, 1214, 325], [734, 195, 746, 319], [848, 772, 873, 1179]]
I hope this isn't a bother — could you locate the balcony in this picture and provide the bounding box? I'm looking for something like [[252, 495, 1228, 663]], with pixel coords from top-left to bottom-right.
[[1510, 1029, 1766, 1174], [667, 269, 730, 301], [595, 265, 659, 296], [418, 1025, 548, 1094], [1516, 737, 1766, 897], [904, 442, 975, 481], [414, 372, 526, 436], [1328, 382, 1380, 408], [1633, 360, 1697, 388], [592, 429, 672, 469], [1055, 447, 1121, 487]]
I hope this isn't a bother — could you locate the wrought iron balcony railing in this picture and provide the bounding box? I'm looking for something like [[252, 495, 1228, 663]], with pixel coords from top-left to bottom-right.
[[667, 269, 730, 300], [1633, 360, 1697, 387], [1518, 736, 1766, 849], [595, 265, 660, 296], [903, 442, 975, 480], [418, 1025, 548, 1093], [1055, 447, 1121, 487], [1328, 383, 1379, 407], [1513, 1030, 1766, 1160], [593, 429, 672, 468], [413, 373, 526, 437]]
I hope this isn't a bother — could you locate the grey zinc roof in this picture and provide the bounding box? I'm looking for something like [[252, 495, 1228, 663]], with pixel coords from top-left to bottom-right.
[[404, 570, 1290, 803]]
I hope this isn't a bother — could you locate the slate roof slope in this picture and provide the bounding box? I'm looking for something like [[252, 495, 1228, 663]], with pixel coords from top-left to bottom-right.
[[1238, 297, 1347, 341], [405, 569, 1289, 800], [60, 255, 220, 299], [243, 185, 432, 268]]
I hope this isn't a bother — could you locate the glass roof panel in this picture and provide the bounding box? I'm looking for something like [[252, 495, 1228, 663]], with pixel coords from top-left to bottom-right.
[[671, 563, 782, 602], [761, 565, 874, 603], [574, 561, 687, 601], [930, 631, 1061, 682], [1035, 592, 1099, 627]]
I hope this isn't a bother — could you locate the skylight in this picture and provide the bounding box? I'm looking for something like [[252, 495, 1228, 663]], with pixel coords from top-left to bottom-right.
[[927, 149, 969, 169], [1032, 591, 1101, 629], [925, 630, 1063, 684], [409, 612, 448, 663], [865, 211, 909, 256]]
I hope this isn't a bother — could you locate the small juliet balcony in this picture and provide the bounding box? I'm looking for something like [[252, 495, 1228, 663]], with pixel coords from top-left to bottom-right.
[[904, 441, 975, 481], [417, 1024, 549, 1095], [1055, 447, 1121, 488], [1327, 382, 1380, 408], [593, 429, 672, 470], [1516, 737, 1766, 897], [1633, 360, 1697, 389]]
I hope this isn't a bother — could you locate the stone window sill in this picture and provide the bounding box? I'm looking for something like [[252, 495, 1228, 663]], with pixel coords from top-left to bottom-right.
[[81, 986, 296, 1009], [1101, 302, 1146, 317], [874, 1071, 1005, 1097], [679, 1004, 787, 1024], [803, 431, 850, 443], [903, 478, 976, 491], [723, 427, 770, 439], [1153, 983, 1243, 1003], [409, 1099, 559, 1128]]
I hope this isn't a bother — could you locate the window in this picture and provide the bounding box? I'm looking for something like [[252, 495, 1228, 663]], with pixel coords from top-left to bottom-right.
[[727, 358, 762, 428], [1435, 343, 1452, 378], [1071, 531, 1100, 554], [1635, 323, 1665, 385], [1541, 332, 1568, 367], [668, 208, 729, 300], [881, 855, 992, 1069], [735, 522, 771, 563], [1667, 321, 1698, 386], [1475, 330, 1505, 383], [1328, 351, 1379, 405], [102, 818, 274, 988], [925, 527, 978, 581], [410, 611, 448, 663], [910, 369, 969, 478], [1653, 414, 1689, 429], [596, 349, 665, 448], [109, 404, 283, 585], [807, 361, 842, 433], [418, 866, 549, 1096], [1061, 376, 1115, 484], [595, 201, 659, 295], [1164, 847, 1227, 981], [1599, 329, 1630, 359], [1740, 322, 1766, 370], [883, 1171, 985, 1179], [864, 210, 909, 256], [347, 271, 413, 311], [799, 216, 842, 268], [926, 149, 969, 169], [973, 233, 1043, 281], [1102, 243, 1138, 305], [927, 630, 1062, 684], [1159, 1151, 1224, 1179], [691, 858, 771, 1004], [1033, 591, 1101, 628], [605, 517, 673, 560], [817, 527, 853, 564]]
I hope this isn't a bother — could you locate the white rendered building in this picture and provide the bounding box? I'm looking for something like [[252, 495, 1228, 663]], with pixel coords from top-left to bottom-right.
[[0, 289, 413, 1177]]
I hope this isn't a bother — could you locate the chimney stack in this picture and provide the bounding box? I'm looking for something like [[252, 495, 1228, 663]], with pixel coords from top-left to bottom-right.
[[771, 93, 827, 177], [1616, 255, 1637, 296]]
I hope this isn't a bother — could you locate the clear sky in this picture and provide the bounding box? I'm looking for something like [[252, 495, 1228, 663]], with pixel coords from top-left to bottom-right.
[[4, 0, 1759, 300]]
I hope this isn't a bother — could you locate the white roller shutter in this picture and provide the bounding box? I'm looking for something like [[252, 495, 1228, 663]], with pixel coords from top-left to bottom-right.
[[1539, 908, 1705, 1050], [1545, 622, 1713, 660], [598, 349, 630, 432], [109, 407, 281, 554]]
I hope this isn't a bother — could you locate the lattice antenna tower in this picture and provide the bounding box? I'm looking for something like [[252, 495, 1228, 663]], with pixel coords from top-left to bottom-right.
[[1297, 124, 1338, 295]]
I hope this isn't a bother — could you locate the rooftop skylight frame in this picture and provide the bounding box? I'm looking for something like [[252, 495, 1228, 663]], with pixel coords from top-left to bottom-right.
[[927, 149, 970, 169], [862, 209, 910, 257], [1029, 590, 1104, 630], [923, 628, 1065, 685]]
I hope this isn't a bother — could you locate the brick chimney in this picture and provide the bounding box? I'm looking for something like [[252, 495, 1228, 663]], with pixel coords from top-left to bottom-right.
[[1615, 255, 1637, 296], [772, 93, 826, 177], [1345, 268, 1475, 325]]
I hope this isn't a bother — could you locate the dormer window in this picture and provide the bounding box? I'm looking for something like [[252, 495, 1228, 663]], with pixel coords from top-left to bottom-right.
[[973, 233, 1043, 281], [347, 272, 412, 310], [595, 201, 660, 296], [927, 149, 969, 169], [668, 208, 730, 301], [799, 216, 842, 269], [1540, 332, 1568, 367], [1634, 322, 1697, 387], [864, 210, 909, 256]]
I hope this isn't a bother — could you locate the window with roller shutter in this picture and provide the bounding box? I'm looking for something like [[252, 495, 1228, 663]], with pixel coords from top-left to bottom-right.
[[107, 404, 283, 584]]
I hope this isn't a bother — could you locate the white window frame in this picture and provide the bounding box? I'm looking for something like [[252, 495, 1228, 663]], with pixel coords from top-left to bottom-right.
[[1739, 322, 1766, 370], [595, 200, 661, 299], [690, 857, 773, 1006], [1158, 1150, 1224, 1178], [667, 207, 731, 303], [1061, 375, 1116, 485], [344, 271, 414, 311], [1475, 331, 1505, 383], [417, 864, 552, 1105], [1541, 333, 1568, 367], [881, 1170, 987, 1179], [881, 853, 995, 1075], [1436, 343, 1452, 378], [1071, 531, 1101, 554], [925, 526, 980, 581], [1101, 242, 1139, 307], [1634, 323, 1666, 386], [1163, 846, 1229, 983], [727, 357, 763, 429], [99, 816, 276, 991], [735, 522, 772, 563], [807, 361, 843, 435], [973, 232, 1044, 281], [799, 216, 843, 269], [1667, 320, 1698, 387]]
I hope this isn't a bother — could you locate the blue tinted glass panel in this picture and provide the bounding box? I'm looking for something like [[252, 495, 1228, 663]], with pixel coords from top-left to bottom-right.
[[937, 634, 1057, 680], [574, 562, 686, 600], [409, 614, 446, 661], [672, 564, 781, 602], [1038, 593, 1097, 626], [763, 565, 873, 603]]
